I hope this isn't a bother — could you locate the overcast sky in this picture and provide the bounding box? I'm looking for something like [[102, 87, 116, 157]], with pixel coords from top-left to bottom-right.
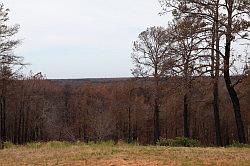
[[2, 0, 170, 79]]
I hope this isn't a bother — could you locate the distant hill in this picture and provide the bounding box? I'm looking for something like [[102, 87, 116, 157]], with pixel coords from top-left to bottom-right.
[[48, 76, 242, 85], [49, 77, 132, 85]]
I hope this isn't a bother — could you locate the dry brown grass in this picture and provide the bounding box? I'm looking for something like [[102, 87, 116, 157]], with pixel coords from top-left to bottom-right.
[[0, 142, 249, 166]]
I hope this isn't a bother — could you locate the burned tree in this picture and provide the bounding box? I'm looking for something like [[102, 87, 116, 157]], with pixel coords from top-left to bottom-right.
[[0, 3, 23, 148], [132, 27, 175, 143], [160, 0, 250, 144], [167, 16, 207, 138]]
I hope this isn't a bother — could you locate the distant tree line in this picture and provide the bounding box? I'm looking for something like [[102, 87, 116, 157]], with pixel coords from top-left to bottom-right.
[[0, 77, 250, 147], [0, 1, 249, 148]]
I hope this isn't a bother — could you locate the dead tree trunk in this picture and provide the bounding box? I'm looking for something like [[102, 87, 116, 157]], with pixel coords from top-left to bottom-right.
[[223, 1, 246, 143], [211, 1, 222, 146]]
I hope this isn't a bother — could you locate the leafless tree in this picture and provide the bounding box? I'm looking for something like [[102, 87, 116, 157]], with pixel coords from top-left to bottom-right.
[[132, 26, 175, 143]]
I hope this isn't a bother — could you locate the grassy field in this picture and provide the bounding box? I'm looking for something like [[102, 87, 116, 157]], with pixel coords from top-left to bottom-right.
[[0, 141, 249, 166]]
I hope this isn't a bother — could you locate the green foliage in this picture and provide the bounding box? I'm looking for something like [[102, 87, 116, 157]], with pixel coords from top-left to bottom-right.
[[157, 137, 201, 147], [26, 142, 43, 149], [227, 141, 250, 148], [2, 140, 136, 150], [75, 140, 86, 146], [86, 140, 139, 147], [87, 140, 116, 146], [3, 141, 15, 149]]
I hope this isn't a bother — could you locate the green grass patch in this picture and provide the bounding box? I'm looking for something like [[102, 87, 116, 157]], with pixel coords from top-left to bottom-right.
[[227, 141, 250, 148], [3, 141, 16, 149], [157, 137, 201, 147], [87, 140, 116, 146], [26, 142, 43, 149]]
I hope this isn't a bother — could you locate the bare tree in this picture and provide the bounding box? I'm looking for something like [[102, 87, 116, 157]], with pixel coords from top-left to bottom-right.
[[159, 0, 224, 145], [132, 26, 175, 143], [167, 16, 207, 138]]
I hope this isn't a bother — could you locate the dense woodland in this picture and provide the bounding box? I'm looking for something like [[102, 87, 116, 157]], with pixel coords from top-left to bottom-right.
[[0, 0, 250, 147], [1, 77, 250, 146]]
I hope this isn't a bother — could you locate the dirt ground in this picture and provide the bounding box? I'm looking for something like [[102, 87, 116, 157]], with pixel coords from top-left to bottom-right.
[[0, 142, 249, 166]]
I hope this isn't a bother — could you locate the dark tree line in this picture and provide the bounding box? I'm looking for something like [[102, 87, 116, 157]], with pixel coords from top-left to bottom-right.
[[0, 77, 249, 146]]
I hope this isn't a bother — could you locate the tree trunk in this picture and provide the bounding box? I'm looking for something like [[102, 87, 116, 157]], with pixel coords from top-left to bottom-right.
[[224, 2, 246, 144], [213, 80, 222, 146], [0, 82, 7, 143], [212, 1, 222, 146], [154, 98, 160, 143], [153, 65, 160, 144], [224, 67, 246, 143], [183, 94, 189, 138], [128, 107, 132, 143]]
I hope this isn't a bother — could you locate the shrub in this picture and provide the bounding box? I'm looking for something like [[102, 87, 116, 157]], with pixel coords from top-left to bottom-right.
[[3, 141, 15, 149], [87, 140, 116, 146], [26, 142, 43, 148], [227, 141, 250, 148], [75, 140, 86, 146], [157, 137, 201, 147]]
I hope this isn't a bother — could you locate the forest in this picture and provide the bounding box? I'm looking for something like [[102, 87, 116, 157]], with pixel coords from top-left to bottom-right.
[[0, 0, 250, 149]]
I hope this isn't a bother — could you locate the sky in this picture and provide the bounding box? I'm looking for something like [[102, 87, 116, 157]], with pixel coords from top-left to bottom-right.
[[2, 0, 170, 79]]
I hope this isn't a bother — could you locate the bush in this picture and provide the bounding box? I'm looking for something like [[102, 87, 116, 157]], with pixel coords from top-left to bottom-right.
[[87, 140, 116, 146], [3, 141, 15, 149], [157, 137, 201, 147], [26, 142, 43, 149], [227, 141, 250, 148]]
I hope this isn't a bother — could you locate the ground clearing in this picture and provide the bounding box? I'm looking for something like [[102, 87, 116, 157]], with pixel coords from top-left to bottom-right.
[[0, 142, 249, 166]]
